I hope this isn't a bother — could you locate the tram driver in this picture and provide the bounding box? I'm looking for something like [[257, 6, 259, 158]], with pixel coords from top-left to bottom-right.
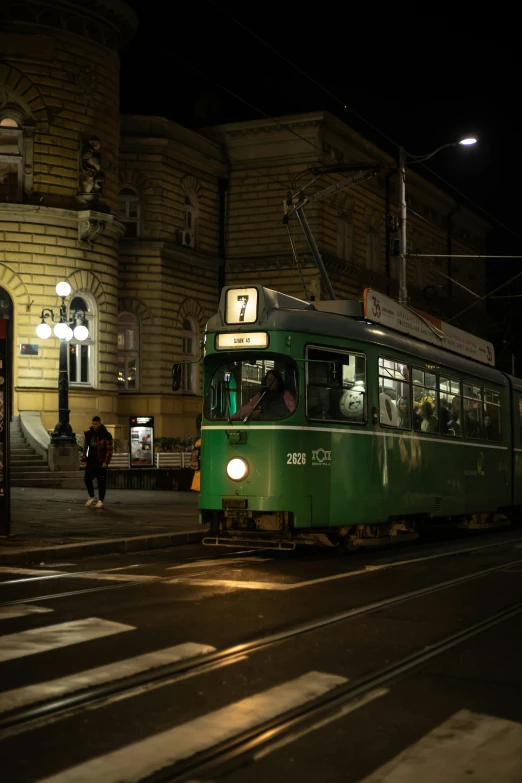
[[229, 369, 296, 421]]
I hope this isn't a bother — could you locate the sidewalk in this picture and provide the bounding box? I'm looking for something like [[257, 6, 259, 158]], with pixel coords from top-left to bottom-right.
[[0, 487, 205, 564]]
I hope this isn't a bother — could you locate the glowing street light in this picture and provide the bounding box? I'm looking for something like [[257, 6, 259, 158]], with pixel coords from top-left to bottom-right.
[[35, 281, 89, 445]]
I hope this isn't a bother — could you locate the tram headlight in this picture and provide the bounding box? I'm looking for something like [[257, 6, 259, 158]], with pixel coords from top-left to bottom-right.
[[226, 457, 249, 481]]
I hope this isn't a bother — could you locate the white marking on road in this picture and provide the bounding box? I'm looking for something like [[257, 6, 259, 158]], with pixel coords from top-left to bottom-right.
[[0, 569, 160, 586], [166, 557, 272, 571], [34, 671, 347, 783], [0, 642, 215, 713], [0, 567, 61, 577], [0, 618, 134, 664], [173, 538, 522, 591], [254, 687, 388, 760], [0, 605, 53, 621], [358, 709, 522, 782], [167, 578, 287, 590], [64, 573, 160, 583]]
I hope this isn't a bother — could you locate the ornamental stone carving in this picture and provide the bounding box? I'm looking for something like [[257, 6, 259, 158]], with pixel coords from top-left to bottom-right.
[[78, 218, 106, 244], [76, 136, 107, 210]]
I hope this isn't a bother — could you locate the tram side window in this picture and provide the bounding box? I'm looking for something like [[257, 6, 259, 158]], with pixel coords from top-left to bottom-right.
[[484, 389, 502, 442], [412, 368, 439, 433], [306, 348, 366, 423], [463, 383, 483, 439], [519, 397, 522, 443], [439, 377, 461, 436], [378, 357, 410, 428]]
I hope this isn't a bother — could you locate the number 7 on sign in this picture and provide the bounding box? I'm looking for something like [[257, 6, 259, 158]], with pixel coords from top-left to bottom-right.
[[237, 295, 249, 322]]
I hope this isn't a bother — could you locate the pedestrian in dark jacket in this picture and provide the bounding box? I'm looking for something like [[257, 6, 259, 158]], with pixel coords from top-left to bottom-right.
[[82, 416, 113, 508]]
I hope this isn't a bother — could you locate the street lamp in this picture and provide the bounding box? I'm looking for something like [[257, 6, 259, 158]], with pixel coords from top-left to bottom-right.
[[398, 136, 477, 306], [36, 281, 89, 445]]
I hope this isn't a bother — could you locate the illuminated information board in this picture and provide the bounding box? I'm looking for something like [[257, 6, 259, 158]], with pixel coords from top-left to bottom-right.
[[225, 287, 259, 325], [216, 332, 269, 350]]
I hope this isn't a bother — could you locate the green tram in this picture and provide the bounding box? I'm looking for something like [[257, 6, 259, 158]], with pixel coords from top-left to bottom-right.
[[195, 284, 522, 550]]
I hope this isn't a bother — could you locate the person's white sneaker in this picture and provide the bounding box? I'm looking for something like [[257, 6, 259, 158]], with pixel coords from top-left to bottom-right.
[[85, 497, 95, 507], [95, 500, 104, 509]]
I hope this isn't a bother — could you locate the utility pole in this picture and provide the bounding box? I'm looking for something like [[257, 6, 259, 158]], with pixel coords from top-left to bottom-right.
[[398, 147, 408, 306], [397, 137, 476, 308]]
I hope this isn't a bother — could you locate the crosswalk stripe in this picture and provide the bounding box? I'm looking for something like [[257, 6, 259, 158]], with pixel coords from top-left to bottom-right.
[[0, 605, 53, 621], [358, 709, 522, 781], [34, 670, 347, 783], [0, 618, 134, 664], [0, 642, 216, 714]]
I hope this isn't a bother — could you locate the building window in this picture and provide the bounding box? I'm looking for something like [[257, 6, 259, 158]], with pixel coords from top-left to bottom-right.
[[0, 115, 23, 202], [117, 312, 139, 391], [68, 295, 95, 386], [337, 217, 353, 262], [117, 186, 140, 238], [366, 218, 381, 272], [182, 317, 198, 393], [183, 194, 198, 247]]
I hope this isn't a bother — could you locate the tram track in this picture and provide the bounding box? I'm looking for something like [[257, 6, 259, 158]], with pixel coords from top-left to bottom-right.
[[0, 549, 275, 606], [161, 599, 522, 783], [1, 531, 522, 609], [2, 551, 522, 740]]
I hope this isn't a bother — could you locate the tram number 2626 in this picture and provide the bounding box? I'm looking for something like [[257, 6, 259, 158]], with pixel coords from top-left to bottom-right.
[[287, 452, 306, 465]]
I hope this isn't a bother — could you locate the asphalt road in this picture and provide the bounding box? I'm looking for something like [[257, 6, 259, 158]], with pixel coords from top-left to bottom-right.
[[1, 529, 522, 782]]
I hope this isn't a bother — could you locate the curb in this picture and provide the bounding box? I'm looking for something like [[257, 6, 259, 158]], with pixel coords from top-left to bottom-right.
[[0, 529, 207, 565]]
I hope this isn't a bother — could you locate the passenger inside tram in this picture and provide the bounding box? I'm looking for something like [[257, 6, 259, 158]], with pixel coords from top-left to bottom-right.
[[229, 369, 296, 421], [418, 401, 439, 433], [397, 396, 411, 429]]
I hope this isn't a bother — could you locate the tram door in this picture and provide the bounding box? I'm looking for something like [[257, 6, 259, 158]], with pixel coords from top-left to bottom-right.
[[0, 294, 12, 535]]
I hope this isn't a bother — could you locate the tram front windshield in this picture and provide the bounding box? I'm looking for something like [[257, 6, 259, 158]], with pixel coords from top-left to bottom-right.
[[204, 354, 298, 421]]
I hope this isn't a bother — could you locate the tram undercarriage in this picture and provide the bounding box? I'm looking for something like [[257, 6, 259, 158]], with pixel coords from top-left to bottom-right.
[[201, 508, 516, 552]]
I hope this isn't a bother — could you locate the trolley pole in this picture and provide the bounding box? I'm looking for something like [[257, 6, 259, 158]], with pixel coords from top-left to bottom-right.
[[398, 146, 408, 307], [294, 207, 336, 301]]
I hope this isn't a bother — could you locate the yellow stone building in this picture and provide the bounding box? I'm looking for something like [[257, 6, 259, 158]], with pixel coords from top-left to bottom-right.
[[0, 0, 490, 463]]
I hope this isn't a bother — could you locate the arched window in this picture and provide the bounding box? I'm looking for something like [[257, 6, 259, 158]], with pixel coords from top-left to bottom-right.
[[0, 113, 23, 202], [118, 186, 141, 238], [183, 194, 197, 248], [117, 312, 139, 391], [68, 294, 96, 386], [182, 317, 198, 393]]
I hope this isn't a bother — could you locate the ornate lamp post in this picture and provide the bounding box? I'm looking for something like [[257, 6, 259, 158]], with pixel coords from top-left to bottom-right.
[[36, 281, 89, 469], [398, 136, 477, 306]]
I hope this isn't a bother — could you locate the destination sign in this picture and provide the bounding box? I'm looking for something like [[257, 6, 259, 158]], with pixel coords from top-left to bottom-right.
[[216, 332, 269, 350]]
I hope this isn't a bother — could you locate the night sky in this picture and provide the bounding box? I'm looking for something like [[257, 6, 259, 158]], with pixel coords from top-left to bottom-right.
[[120, 4, 521, 369]]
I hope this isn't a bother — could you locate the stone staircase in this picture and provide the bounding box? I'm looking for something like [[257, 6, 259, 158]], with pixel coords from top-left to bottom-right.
[[9, 416, 84, 488]]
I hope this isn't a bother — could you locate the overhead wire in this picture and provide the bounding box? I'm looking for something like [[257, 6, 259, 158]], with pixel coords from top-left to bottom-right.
[[448, 268, 522, 323], [208, 0, 522, 246], [166, 6, 522, 327]]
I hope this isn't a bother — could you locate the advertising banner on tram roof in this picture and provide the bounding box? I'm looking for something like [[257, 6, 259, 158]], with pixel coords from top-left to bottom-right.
[[363, 289, 495, 366]]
